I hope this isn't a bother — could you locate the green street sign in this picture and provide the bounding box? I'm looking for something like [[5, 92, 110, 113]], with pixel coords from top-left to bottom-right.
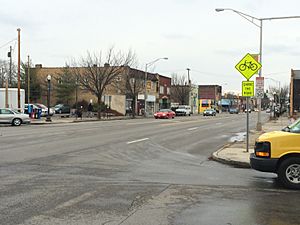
[[235, 53, 262, 80]]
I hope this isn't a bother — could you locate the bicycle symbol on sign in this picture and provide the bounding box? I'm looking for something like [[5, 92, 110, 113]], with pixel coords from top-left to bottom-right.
[[239, 60, 258, 71]]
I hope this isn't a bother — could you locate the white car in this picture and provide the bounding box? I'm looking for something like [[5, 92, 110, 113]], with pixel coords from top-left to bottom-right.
[[0, 108, 31, 126]]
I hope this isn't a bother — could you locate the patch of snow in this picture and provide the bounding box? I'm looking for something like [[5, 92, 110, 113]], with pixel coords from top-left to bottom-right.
[[229, 132, 246, 142]]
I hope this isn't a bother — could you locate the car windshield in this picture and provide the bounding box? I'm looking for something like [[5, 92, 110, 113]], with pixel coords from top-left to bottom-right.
[[178, 106, 186, 109], [285, 119, 300, 133], [159, 109, 169, 112]]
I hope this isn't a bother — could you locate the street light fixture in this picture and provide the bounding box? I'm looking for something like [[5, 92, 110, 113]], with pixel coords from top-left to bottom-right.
[[46, 74, 52, 122], [144, 57, 168, 117], [215, 8, 300, 131]]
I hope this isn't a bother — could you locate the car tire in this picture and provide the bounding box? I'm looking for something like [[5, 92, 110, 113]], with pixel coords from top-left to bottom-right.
[[12, 118, 22, 126], [277, 157, 300, 189]]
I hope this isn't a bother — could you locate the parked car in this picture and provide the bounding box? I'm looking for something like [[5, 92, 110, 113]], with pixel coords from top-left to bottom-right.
[[175, 105, 192, 116], [34, 103, 55, 116], [0, 108, 31, 126], [203, 109, 216, 116], [250, 118, 300, 189], [229, 108, 239, 114], [54, 104, 70, 114], [266, 108, 271, 113], [154, 109, 175, 119]]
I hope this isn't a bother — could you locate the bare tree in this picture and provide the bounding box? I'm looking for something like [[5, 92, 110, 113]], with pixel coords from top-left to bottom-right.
[[0, 60, 17, 87], [170, 73, 191, 105], [72, 48, 136, 119]]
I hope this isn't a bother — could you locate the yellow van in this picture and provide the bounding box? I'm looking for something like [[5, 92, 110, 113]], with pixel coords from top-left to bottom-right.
[[250, 118, 300, 189]]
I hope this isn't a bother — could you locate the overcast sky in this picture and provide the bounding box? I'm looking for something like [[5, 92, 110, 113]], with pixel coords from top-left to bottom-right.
[[1, 0, 300, 93]]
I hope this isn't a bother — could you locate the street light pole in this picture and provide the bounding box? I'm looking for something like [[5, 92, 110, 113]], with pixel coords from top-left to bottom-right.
[[144, 57, 168, 117], [46, 74, 52, 122], [27, 55, 30, 105], [17, 28, 21, 111], [266, 77, 281, 114], [187, 68, 191, 108], [215, 8, 300, 131]]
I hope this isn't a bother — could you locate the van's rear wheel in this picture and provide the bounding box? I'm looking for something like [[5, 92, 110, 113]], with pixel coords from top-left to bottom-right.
[[277, 157, 300, 189]]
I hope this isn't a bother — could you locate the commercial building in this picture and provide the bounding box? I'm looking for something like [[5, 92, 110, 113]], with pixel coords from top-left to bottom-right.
[[158, 75, 171, 110], [198, 85, 222, 113], [32, 64, 168, 116]]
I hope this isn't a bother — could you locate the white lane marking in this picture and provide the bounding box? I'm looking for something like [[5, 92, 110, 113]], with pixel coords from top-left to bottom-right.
[[55, 191, 96, 210], [127, 138, 149, 144], [187, 127, 198, 131]]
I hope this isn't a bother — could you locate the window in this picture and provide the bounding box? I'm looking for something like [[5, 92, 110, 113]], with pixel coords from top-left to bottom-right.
[[0, 109, 13, 114], [160, 86, 164, 94], [167, 87, 170, 95]]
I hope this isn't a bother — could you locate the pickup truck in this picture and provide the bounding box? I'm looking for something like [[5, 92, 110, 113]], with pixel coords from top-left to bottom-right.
[[250, 118, 300, 189], [175, 105, 192, 116]]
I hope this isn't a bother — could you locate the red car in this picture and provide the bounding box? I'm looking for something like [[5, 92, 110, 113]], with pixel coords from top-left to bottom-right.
[[154, 109, 175, 119]]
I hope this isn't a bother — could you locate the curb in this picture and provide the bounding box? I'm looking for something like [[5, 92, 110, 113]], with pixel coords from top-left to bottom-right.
[[211, 145, 251, 168]]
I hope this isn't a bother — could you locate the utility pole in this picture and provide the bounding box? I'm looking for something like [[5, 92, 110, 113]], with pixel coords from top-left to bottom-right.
[[17, 28, 21, 111], [187, 68, 191, 109], [27, 55, 30, 104]]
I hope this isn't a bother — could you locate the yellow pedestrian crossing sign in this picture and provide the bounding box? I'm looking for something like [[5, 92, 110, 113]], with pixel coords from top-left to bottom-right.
[[242, 81, 254, 97], [235, 53, 261, 80]]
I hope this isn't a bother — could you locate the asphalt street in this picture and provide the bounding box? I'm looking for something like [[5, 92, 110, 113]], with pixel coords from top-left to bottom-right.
[[0, 112, 299, 225]]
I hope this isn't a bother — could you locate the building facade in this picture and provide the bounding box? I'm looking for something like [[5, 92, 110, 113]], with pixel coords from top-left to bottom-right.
[[158, 75, 171, 110], [198, 85, 222, 113], [32, 64, 166, 116]]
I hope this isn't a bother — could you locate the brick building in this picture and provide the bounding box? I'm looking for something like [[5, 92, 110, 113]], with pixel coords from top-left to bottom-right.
[[32, 64, 168, 116], [198, 85, 222, 113], [290, 69, 300, 116]]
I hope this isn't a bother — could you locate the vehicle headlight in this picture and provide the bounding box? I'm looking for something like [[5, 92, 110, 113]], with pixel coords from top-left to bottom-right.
[[254, 141, 271, 158], [162, 113, 166, 116]]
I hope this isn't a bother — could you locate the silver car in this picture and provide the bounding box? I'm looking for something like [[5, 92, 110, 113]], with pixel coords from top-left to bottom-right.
[[0, 108, 31, 126]]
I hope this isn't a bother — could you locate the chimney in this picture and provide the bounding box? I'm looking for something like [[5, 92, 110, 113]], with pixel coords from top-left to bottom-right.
[[35, 64, 42, 68]]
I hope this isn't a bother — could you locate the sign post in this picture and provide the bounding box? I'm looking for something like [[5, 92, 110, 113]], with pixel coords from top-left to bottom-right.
[[236, 53, 261, 152]]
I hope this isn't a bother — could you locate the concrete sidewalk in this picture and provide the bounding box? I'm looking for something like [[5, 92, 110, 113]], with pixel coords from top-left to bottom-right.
[[212, 116, 291, 168]]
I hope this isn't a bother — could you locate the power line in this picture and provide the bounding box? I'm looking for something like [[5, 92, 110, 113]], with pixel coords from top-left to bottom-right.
[[0, 38, 17, 50]]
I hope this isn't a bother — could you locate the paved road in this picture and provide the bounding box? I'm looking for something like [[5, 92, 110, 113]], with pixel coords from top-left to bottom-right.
[[0, 113, 299, 225]]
